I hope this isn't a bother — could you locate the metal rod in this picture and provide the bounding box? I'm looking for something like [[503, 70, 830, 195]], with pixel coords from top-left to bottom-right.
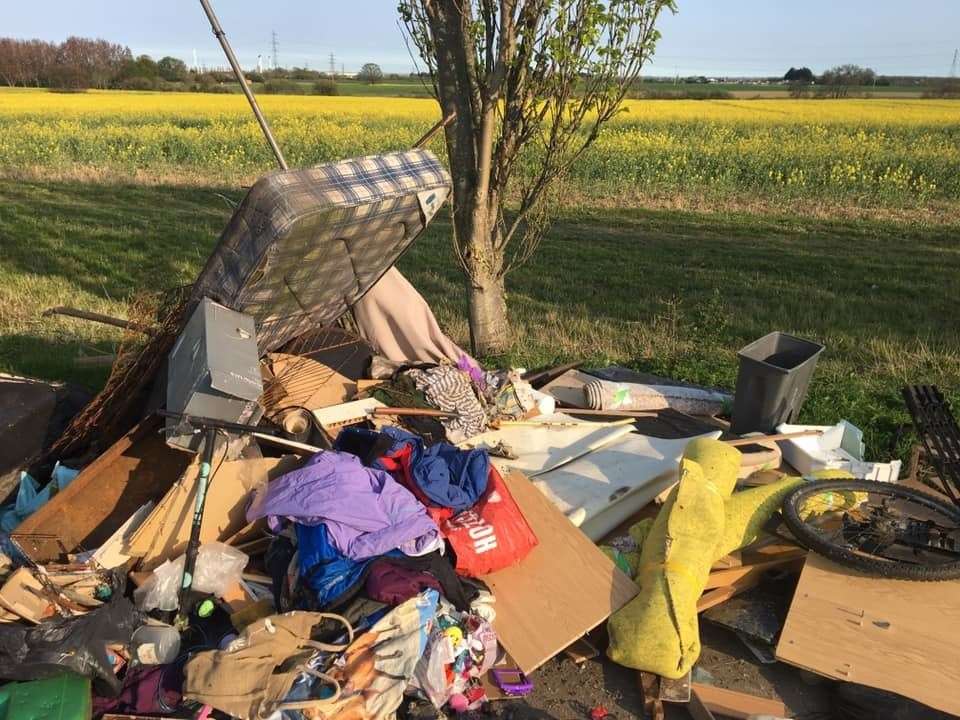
[[413, 111, 457, 149], [175, 424, 218, 629], [198, 0, 288, 170], [157, 408, 279, 436]]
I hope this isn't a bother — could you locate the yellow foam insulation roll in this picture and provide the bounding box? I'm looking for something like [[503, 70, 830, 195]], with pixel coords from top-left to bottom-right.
[[608, 440, 861, 677], [606, 438, 740, 677], [717, 469, 854, 557]]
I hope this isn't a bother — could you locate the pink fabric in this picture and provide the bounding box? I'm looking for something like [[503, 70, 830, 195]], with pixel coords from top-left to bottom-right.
[[353, 268, 474, 365]]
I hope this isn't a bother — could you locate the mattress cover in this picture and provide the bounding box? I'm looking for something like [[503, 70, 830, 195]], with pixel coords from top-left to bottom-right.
[[191, 149, 451, 351]]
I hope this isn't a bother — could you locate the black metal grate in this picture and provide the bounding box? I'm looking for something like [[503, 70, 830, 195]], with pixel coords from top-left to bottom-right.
[[903, 384, 960, 506]]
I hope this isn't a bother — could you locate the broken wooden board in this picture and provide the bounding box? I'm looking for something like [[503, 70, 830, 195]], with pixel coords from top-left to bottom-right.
[[127, 454, 300, 570], [562, 636, 599, 665], [697, 572, 764, 614], [260, 352, 357, 416], [689, 683, 786, 720], [90, 501, 155, 570], [704, 554, 806, 590], [776, 553, 960, 716], [0, 568, 53, 622], [12, 418, 190, 562], [484, 471, 638, 674]]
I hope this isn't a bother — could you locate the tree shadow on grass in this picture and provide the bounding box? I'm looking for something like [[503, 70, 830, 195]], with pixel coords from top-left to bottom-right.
[[0, 332, 115, 390], [0, 178, 236, 300], [405, 205, 960, 350]]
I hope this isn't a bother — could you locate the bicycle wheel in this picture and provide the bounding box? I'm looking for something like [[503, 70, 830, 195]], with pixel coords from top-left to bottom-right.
[[782, 479, 960, 581]]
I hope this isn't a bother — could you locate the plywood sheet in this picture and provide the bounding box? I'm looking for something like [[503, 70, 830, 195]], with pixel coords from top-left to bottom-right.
[[485, 471, 638, 674], [776, 553, 960, 716], [462, 417, 633, 477], [12, 419, 190, 562]]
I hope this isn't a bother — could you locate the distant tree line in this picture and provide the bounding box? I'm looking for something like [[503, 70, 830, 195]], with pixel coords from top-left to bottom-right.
[[0, 36, 405, 94]]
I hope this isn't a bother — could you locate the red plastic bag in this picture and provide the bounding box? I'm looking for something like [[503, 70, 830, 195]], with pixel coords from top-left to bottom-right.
[[377, 445, 537, 576], [441, 466, 538, 577]]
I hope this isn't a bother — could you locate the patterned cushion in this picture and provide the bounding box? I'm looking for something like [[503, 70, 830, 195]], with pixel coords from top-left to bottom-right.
[[192, 149, 451, 351]]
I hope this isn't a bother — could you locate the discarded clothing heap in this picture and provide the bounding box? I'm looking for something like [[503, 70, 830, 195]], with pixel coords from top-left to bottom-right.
[[339, 427, 539, 578], [246, 450, 442, 560]]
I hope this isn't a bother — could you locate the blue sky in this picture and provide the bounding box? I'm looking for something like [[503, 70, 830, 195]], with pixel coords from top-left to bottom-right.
[[5, 1, 959, 77]]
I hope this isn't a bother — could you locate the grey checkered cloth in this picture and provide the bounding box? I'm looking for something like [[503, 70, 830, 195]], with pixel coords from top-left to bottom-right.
[[192, 149, 452, 351]]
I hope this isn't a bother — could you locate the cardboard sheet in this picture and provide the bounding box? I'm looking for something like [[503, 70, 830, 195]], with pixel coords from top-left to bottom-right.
[[127, 455, 301, 570], [0, 568, 52, 623], [90, 501, 155, 570], [533, 431, 721, 540], [462, 416, 633, 477], [261, 352, 356, 414], [776, 553, 960, 716], [485, 471, 638, 673]]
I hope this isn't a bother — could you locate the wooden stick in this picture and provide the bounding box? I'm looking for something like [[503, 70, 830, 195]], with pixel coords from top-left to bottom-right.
[[725, 429, 823, 447], [561, 408, 659, 418], [413, 111, 457, 148], [704, 554, 806, 590], [495, 418, 635, 429], [252, 432, 322, 455], [688, 683, 787, 720], [42, 306, 153, 334], [370, 407, 461, 418]]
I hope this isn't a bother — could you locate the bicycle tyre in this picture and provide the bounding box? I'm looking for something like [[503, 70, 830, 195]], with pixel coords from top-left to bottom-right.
[[782, 479, 960, 581]]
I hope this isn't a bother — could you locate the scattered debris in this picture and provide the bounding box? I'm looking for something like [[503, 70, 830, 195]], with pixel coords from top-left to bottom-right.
[[0, 17, 951, 719]]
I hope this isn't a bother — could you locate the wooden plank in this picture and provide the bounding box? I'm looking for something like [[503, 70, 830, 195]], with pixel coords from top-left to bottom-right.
[[697, 572, 763, 613], [12, 418, 190, 562], [704, 554, 806, 589], [689, 683, 786, 720], [485, 471, 638, 674], [563, 636, 599, 664], [776, 553, 960, 717]]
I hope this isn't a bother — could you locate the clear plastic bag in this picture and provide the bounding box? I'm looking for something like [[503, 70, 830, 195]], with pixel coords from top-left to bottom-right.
[[134, 542, 248, 611]]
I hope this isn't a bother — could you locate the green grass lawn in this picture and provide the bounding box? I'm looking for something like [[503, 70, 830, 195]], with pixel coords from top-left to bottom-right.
[[1, 178, 958, 461]]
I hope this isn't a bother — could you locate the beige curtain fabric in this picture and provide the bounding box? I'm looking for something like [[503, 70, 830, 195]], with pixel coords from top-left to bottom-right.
[[353, 268, 470, 365]]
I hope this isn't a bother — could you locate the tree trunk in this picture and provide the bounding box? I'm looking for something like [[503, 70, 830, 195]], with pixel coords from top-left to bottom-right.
[[455, 191, 511, 357], [468, 270, 510, 357]]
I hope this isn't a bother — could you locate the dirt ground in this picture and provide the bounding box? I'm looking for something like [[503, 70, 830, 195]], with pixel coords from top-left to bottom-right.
[[475, 623, 831, 720]]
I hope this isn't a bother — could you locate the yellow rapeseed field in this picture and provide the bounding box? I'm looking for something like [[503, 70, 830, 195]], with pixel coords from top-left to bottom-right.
[[1, 88, 957, 202]]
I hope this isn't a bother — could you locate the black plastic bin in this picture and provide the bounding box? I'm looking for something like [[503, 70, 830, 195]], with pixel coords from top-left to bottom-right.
[[730, 332, 825, 434]]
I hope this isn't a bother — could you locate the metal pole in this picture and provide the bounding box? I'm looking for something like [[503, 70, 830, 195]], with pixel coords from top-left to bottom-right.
[[198, 0, 288, 170]]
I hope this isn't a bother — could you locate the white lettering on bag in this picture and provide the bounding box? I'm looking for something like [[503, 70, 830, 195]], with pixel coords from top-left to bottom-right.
[[448, 511, 499, 554]]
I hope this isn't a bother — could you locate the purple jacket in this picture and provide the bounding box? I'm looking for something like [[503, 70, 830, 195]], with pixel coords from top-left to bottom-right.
[[246, 450, 441, 561]]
